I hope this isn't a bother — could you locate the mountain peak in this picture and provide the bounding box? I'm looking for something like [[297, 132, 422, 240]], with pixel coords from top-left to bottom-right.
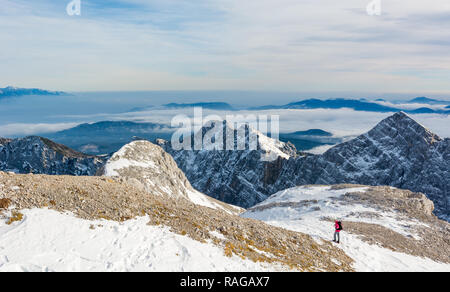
[[173, 120, 297, 158], [369, 112, 441, 145], [104, 140, 197, 198], [381, 111, 414, 125], [103, 140, 242, 213], [206, 120, 297, 158]]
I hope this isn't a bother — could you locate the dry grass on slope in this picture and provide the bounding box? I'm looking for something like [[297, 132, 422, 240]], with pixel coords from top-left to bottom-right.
[[0, 172, 354, 272], [343, 221, 450, 264]]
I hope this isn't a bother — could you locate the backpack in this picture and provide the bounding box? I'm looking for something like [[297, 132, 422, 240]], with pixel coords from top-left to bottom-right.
[[337, 221, 343, 231]]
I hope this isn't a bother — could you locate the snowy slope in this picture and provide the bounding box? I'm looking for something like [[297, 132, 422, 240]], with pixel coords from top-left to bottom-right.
[[0, 208, 283, 272], [242, 185, 450, 272]]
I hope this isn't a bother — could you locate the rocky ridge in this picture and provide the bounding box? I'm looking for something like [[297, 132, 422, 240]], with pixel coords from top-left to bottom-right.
[[0, 136, 104, 176]]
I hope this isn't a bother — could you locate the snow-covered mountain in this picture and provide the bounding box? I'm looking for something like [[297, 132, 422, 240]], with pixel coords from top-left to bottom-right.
[[242, 185, 450, 271], [0, 86, 65, 97], [273, 112, 450, 220], [103, 140, 242, 214], [0, 136, 104, 175], [161, 112, 450, 221], [157, 121, 297, 208]]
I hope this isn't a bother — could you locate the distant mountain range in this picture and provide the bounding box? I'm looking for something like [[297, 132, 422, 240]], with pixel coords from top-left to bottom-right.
[[157, 97, 450, 113], [279, 129, 342, 151], [287, 129, 333, 136], [249, 98, 450, 114], [164, 102, 235, 110], [127, 102, 235, 113], [44, 121, 174, 154], [0, 86, 66, 97], [408, 97, 450, 105]]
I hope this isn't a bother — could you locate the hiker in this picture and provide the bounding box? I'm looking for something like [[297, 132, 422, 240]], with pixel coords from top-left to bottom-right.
[[333, 220, 342, 243]]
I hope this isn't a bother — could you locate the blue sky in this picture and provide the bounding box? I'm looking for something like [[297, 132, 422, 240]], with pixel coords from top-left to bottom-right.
[[1, 0, 450, 96]]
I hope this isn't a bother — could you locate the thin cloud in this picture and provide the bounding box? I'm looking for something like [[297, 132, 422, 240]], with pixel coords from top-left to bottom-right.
[[0, 122, 78, 137], [36, 108, 450, 139], [1, 0, 450, 93]]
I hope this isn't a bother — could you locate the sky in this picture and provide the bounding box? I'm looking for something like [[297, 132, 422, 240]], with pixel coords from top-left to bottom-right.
[[2, 0, 450, 95]]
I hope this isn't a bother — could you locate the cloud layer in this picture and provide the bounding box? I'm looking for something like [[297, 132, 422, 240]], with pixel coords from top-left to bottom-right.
[[3, 107, 448, 140]]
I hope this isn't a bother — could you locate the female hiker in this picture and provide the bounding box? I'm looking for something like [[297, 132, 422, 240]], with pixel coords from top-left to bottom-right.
[[333, 220, 342, 243]]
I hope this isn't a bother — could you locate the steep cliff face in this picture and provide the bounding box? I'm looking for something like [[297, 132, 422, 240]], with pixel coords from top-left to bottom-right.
[[0, 136, 104, 176], [157, 121, 297, 208], [160, 113, 450, 220]]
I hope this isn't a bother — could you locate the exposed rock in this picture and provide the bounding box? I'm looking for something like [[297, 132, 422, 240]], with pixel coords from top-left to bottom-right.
[[103, 140, 243, 214], [274, 112, 449, 220], [157, 121, 297, 208], [0, 136, 104, 176]]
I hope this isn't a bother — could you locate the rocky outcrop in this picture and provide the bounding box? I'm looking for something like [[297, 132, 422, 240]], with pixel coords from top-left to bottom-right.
[[103, 140, 193, 197], [0, 136, 104, 176], [103, 140, 242, 214]]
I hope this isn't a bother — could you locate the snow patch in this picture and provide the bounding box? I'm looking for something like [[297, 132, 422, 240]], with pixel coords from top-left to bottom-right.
[[0, 208, 287, 272]]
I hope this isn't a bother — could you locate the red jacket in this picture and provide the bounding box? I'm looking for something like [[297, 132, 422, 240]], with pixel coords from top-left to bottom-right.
[[335, 222, 341, 233]]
